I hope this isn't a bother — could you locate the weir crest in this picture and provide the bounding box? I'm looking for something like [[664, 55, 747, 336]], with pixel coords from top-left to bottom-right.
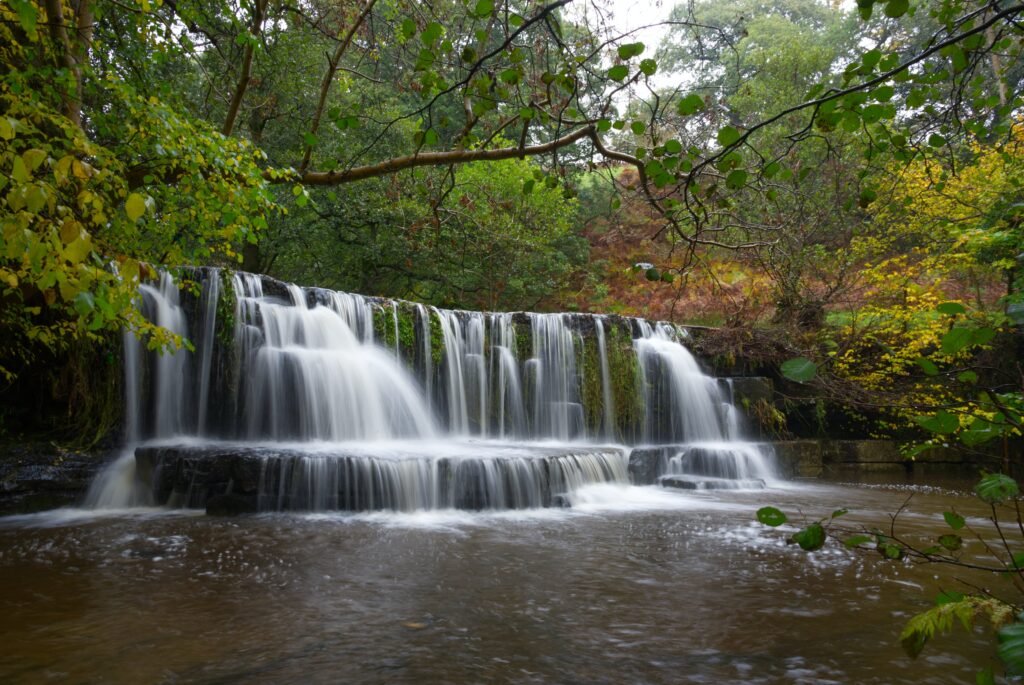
[[86, 268, 777, 512]]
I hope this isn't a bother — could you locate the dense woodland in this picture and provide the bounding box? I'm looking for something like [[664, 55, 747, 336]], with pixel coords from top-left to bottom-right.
[[1, 0, 1024, 451]]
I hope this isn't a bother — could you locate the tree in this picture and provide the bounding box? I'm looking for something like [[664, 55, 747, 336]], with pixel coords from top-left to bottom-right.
[[2, 0, 1024, 383]]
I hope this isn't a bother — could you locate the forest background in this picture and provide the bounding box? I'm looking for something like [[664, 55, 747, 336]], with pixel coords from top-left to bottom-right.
[[1, 0, 1024, 457]]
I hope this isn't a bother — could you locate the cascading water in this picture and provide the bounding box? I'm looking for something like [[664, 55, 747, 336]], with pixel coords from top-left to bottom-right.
[[88, 268, 776, 512], [634, 322, 776, 488]]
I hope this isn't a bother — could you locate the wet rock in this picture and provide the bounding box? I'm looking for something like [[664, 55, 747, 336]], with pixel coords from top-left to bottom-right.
[[627, 447, 674, 485], [770, 441, 824, 478], [551, 494, 572, 508], [658, 475, 765, 491], [206, 493, 258, 516], [0, 442, 113, 512]]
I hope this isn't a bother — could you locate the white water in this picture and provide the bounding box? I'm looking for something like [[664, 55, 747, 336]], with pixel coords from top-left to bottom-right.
[[87, 270, 777, 512]]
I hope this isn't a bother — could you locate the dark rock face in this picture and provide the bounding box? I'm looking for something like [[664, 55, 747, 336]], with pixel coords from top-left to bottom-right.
[[0, 443, 114, 513], [658, 475, 765, 491], [134, 444, 623, 513], [627, 447, 672, 485], [206, 493, 259, 516]]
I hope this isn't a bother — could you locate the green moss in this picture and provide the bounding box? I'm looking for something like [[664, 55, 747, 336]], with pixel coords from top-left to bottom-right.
[[579, 334, 603, 435], [215, 268, 239, 405], [395, 302, 418, 361], [215, 269, 236, 350], [514, 319, 533, 362], [429, 309, 445, 366], [605, 324, 644, 442]]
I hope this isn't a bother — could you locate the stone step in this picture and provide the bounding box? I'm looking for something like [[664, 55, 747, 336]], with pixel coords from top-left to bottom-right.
[[657, 474, 766, 491]]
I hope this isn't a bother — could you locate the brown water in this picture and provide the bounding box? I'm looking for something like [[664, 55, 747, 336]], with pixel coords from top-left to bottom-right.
[[0, 480, 1010, 684]]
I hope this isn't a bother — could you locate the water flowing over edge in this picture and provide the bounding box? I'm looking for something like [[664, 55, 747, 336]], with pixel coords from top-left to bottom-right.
[[85, 268, 778, 512]]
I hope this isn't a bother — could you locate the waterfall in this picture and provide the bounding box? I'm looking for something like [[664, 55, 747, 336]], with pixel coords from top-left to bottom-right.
[[595, 317, 616, 441], [239, 283, 437, 441], [141, 272, 190, 437], [528, 313, 584, 441], [87, 268, 778, 511], [491, 313, 526, 439], [194, 269, 219, 436], [415, 304, 433, 414], [434, 308, 470, 435], [635, 322, 728, 443]]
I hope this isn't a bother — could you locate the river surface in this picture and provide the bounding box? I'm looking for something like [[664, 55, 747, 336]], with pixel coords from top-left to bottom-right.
[[0, 478, 1009, 684]]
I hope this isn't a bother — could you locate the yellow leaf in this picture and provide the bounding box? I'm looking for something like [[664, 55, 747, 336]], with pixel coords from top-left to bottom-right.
[[60, 220, 82, 245], [0, 118, 13, 141], [58, 280, 76, 302], [11, 156, 29, 183], [64, 235, 93, 264], [53, 156, 73, 185], [125, 193, 147, 221], [21, 149, 47, 172]]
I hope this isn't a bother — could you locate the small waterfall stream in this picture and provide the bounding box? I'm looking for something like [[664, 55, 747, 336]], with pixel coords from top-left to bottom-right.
[[89, 268, 776, 512]]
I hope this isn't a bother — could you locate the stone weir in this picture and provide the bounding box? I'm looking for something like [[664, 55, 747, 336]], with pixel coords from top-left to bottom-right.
[[135, 443, 630, 513], [96, 267, 780, 512]]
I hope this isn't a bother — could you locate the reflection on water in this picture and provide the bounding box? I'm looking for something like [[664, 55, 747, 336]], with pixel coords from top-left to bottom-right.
[[0, 480, 1007, 684]]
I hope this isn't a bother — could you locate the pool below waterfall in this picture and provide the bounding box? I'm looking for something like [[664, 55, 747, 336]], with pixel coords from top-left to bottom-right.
[[0, 478, 998, 684]]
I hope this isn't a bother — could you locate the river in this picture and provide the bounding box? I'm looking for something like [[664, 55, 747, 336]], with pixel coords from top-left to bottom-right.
[[0, 477, 1002, 684]]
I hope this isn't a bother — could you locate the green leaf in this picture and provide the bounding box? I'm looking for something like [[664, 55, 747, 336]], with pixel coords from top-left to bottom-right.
[[303, 132, 318, 147], [936, 591, 966, 605], [630, 121, 646, 135], [12, 0, 38, 39], [943, 511, 966, 530], [884, 0, 909, 18], [936, 302, 966, 315], [401, 18, 416, 39], [975, 473, 1019, 504], [791, 523, 826, 551], [473, 0, 493, 17], [780, 357, 817, 383], [938, 534, 963, 551], [929, 133, 947, 148], [972, 327, 995, 346], [726, 169, 747, 190], [639, 59, 657, 76], [607, 65, 629, 82], [957, 370, 978, 384], [998, 619, 1024, 676], [421, 21, 443, 45], [522, 179, 534, 195], [664, 139, 682, 155], [677, 94, 704, 116], [73, 291, 94, 316], [756, 506, 788, 527], [915, 411, 959, 435], [843, 534, 872, 548], [940, 327, 973, 355], [125, 193, 147, 222], [645, 267, 661, 281], [878, 541, 904, 559], [873, 85, 895, 102], [617, 42, 645, 60], [915, 357, 939, 376], [859, 188, 877, 208], [717, 125, 741, 147]]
